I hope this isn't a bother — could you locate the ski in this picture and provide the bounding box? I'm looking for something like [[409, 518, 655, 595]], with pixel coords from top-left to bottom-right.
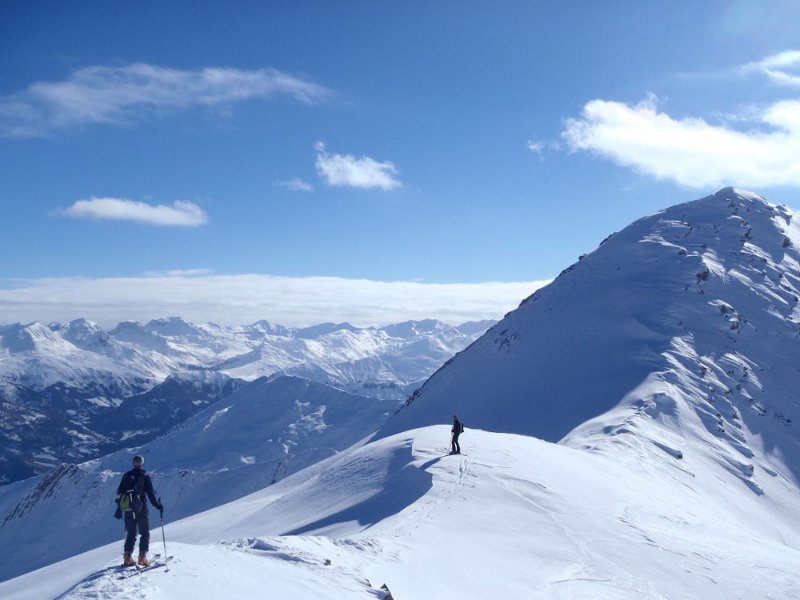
[[118, 554, 173, 579], [136, 553, 173, 573], [438, 447, 467, 456], [135, 559, 171, 575], [117, 566, 138, 580]]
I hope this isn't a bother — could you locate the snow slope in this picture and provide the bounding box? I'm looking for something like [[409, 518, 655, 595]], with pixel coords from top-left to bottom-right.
[[381, 188, 800, 497], [2, 426, 798, 599], [0, 376, 392, 581]]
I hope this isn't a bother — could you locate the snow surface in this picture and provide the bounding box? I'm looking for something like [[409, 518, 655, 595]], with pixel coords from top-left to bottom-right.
[[0, 376, 393, 580], [2, 426, 798, 599], [2, 188, 800, 598]]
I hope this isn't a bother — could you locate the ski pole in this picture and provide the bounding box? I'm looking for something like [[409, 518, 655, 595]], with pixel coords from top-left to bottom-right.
[[159, 497, 169, 572]]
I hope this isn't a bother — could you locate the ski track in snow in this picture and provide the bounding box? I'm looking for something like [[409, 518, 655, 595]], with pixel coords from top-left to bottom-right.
[[2, 427, 800, 600]]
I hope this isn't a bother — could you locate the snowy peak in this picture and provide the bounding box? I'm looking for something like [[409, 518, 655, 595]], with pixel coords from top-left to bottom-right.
[[107, 320, 173, 355], [0, 323, 36, 354], [244, 320, 293, 338], [144, 316, 198, 335], [452, 319, 497, 336], [0, 321, 61, 354], [380, 319, 451, 339], [637, 187, 793, 258], [381, 188, 800, 495], [295, 322, 359, 339], [57, 319, 115, 353]]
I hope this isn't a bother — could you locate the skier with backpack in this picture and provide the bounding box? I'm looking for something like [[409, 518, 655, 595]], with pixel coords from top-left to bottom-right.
[[451, 415, 464, 454], [114, 454, 163, 568]]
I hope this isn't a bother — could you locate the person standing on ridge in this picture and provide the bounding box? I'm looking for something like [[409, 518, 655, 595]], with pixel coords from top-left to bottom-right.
[[451, 415, 463, 454], [115, 454, 163, 567]]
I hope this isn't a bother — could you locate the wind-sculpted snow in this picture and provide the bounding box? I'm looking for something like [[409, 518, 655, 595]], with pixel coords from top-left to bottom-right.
[[381, 188, 800, 497], [2, 427, 798, 599]]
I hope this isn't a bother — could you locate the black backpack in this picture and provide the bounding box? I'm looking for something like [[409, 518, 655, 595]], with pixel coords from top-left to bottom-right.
[[118, 470, 146, 513]]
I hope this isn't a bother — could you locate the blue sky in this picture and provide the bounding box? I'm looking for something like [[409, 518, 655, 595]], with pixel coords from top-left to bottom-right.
[[2, 1, 800, 326]]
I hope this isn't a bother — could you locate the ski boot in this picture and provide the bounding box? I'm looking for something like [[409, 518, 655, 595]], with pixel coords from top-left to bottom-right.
[[137, 552, 150, 567], [123, 553, 135, 567]]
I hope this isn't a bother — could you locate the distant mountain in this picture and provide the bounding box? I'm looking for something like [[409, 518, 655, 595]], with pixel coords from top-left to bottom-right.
[[0, 370, 243, 484], [0, 317, 492, 398], [0, 318, 492, 483]]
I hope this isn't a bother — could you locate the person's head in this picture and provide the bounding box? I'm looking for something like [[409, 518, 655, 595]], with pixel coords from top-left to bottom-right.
[[453, 415, 458, 420], [132, 455, 145, 468]]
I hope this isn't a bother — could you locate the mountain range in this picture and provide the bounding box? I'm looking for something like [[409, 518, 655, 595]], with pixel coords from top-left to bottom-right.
[[0, 318, 492, 483]]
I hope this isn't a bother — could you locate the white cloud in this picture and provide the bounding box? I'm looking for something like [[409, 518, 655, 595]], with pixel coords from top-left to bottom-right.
[[527, 138, 549, 161], [0, 63, 331, 137], [562, 94, 800, 188], [526, 139, 546, 154], [62, 197, 208, 227], [277, 177, 314, 192], [0, 274, 550, 328], [744, 49, 800, 86], [315, 142, 402, 190]]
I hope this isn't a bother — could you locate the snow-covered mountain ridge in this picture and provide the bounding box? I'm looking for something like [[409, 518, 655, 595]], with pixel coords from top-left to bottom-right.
[[382, 188, 800, 494], [0, 317, 493, 397], [0, 318, 492, 483]]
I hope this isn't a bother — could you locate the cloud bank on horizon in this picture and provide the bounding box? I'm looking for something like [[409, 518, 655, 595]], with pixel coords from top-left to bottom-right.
[[560, 50, 800, 189], [0, 274, 549, 328]]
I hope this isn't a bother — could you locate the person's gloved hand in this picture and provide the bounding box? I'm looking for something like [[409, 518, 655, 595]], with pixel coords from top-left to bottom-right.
[[114, 506, 122, 520]]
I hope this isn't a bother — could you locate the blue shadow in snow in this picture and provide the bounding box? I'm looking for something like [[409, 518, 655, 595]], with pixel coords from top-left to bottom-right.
[[284, 451, 441, 535]]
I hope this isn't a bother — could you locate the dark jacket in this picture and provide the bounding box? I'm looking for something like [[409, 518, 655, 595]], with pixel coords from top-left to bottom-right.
[[117, 467, 161, 513], [452, 418, 462, 435]]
